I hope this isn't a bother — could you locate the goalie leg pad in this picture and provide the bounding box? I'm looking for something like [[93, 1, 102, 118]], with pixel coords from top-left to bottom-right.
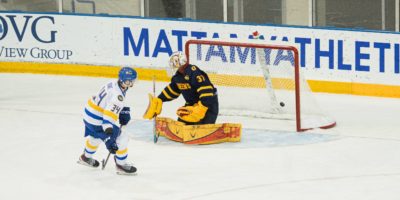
[[155, 117, 241, 144], [183, 123, 241, 144], [155, 117, 185, 142]]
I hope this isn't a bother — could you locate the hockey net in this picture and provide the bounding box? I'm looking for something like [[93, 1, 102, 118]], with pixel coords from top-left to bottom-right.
[[184, 40, 336, 132]]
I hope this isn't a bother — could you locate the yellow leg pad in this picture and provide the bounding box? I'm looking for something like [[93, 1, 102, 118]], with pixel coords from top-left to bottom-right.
[[155, 117, 185, 142], [155, 117, 241, 144]]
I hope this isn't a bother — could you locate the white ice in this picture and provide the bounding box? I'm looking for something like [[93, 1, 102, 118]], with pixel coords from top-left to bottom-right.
[[0, 73, 399, 200]]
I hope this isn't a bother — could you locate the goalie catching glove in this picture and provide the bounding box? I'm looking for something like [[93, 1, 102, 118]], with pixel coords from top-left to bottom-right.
[[143, 94, 163, 119], [177, 101, 208, 123]]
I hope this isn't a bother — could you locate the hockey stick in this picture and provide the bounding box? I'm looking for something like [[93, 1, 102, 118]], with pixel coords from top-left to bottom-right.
[[152, 75, 160, 143], [101, 152, 111, 170]]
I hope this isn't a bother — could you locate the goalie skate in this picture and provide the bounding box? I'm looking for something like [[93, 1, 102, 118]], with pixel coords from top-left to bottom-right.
[[115, 157, 137, 175], [77, 154, 100, 168]]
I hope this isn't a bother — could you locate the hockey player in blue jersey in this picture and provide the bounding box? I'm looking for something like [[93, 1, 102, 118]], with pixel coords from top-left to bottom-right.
[[78, 67, 137, 175], [144, 51, 219, 125]]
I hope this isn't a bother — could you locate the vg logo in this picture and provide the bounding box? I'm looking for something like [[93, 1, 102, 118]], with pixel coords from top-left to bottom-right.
[[0, 15, 57, 43]]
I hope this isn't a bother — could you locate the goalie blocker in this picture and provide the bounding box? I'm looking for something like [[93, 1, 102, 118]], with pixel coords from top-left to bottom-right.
[[155, 117, 241, 144]]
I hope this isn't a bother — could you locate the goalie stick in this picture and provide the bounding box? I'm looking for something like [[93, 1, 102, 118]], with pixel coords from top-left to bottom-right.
[[152, 75, 160, 143]]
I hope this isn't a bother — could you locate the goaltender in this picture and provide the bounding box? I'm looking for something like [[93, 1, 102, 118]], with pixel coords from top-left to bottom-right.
[[144, 51, 218, 125], [143, 51, 240, 144]]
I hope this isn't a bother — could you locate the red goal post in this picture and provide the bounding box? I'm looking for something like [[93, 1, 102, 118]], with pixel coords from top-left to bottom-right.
[[184, 39, 336, 132]]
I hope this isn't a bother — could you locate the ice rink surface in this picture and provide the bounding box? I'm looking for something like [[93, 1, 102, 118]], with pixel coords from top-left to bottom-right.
[[1, 73, 399, 200]]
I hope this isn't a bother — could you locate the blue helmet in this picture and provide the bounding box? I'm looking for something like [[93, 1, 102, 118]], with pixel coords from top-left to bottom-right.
[[119, 67, 137, 82], [119, 67, 137, 87]]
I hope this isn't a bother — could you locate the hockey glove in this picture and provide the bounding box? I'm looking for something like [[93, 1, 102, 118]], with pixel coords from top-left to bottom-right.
[[105, 137, 118, 154], [143, 94, 162, 119], [119, 107, 131, 126], [177, 101, 208, 123], [104, 127, 113, 135]]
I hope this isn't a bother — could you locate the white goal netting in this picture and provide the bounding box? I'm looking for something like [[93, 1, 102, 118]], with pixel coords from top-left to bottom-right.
[[185, 40, 336, 131]]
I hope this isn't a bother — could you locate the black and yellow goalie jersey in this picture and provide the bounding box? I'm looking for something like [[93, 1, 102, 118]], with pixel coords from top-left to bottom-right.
[[158, 64, 217, 107]]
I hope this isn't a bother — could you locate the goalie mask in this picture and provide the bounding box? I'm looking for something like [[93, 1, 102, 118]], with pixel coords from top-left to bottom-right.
[[167, 51, 187, 77]]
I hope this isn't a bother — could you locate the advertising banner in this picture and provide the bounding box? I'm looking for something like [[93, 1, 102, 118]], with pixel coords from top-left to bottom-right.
[[1, 12, 400, 87]]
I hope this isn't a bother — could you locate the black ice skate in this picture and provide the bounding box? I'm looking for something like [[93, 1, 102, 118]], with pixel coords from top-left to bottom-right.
[[114, 156, 137, 175], [77, 154, 100, 168]]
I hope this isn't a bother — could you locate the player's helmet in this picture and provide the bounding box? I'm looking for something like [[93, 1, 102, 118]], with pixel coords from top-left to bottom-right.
[[167, 51, 187, 77], [119, 67, 137, 88]]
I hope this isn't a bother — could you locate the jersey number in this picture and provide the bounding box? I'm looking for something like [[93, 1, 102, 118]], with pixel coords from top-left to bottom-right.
[[97, 87, 107, 105], [196, 75, 206, 83], [111, 104, 121, 114]]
